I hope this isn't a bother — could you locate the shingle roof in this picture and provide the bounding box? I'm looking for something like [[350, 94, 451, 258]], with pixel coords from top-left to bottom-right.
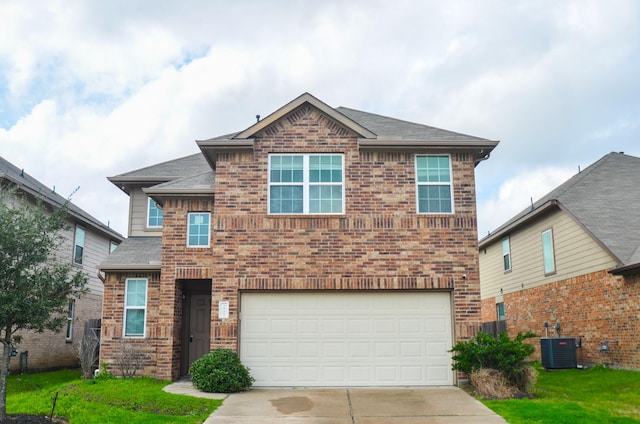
[[100, 237, 161, 270], [479, 152, 640, 268], [336, 107, 491, 142], [0, 156, 123, 241], [146, 170, 215, 192], [109, 153, 210, 182]]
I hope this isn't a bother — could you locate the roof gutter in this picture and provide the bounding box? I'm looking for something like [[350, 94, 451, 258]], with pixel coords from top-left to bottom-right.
[[99, 263, 162, 272], [610, 262, 640, 276], [358, 139, 499, 164]]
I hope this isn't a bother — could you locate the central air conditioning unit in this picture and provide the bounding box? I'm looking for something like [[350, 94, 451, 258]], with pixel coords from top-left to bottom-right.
[[540, 337, 577, 369]]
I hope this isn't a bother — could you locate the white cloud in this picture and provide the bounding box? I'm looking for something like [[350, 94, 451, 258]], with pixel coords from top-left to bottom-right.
[[1, 0, 639, 238], [477, 166, 575, 238]]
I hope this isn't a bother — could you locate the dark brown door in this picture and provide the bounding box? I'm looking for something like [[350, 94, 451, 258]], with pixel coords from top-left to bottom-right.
[[185, 293, 211, 373]]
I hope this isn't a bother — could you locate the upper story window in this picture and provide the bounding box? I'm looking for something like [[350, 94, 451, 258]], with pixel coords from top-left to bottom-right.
[[73, 225, 85, 265], [416, 155, 453, 214], [187, 212, 211, 247], [124, 278, 147, 337], [541, 228, 556, 275], [110, 240, 119, 253], [268, 154, 344, 214], [502, 236, 511, 272], [147, 198, 163, 228]]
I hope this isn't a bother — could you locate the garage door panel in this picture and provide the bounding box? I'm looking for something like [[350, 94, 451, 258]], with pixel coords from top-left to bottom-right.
[[297, 319, 319, 334], [373, 319, 395, 333], [240, 292, 453, 386], [296, 342, 320, 358], [323, 342, 346, 358], [349, 342, 371, 358]]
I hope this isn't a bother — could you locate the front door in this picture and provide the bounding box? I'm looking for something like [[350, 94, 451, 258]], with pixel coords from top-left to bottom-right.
[[180, 281, 212, 375], [188, 294, 211, 367]]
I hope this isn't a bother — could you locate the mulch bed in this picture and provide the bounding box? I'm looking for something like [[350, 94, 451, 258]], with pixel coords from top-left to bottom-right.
[[1, 415, 67, 423]]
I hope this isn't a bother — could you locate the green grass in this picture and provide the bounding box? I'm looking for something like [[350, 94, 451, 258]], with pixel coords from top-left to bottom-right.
[[482, 365, 640, 423], [6, 369, 222, 423]]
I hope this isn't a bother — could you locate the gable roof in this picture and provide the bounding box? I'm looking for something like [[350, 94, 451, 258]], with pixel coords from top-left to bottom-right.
[[111, 92, 499, 202], [0, 156, 123, 241], [479, 152, 640, 273], [236, 93, 377, 139], [196, 93, 499, 168]]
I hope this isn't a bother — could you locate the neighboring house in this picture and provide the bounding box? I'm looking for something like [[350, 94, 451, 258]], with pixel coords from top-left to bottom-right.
[[100, 93, 499, 386], [479, 152, 640, 369], [0, 156, 123, 372]]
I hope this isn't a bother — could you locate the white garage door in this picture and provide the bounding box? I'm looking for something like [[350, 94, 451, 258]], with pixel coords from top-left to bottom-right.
[[240, 291, 453, 387]]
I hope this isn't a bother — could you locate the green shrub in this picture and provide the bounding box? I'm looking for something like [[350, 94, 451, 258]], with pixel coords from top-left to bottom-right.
[[450, 331, 538, 392], [189, 349, 254, 393]]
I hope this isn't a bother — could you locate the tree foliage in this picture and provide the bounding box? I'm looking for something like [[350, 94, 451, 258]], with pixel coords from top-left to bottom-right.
[[0, 187, 88, 419]]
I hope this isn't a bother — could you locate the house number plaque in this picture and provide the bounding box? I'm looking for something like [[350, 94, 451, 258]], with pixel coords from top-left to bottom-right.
[[218, 300, 229, 319]]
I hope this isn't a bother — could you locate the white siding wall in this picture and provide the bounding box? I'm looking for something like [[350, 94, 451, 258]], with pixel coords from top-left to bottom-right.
[[480, 208, 617, 299]]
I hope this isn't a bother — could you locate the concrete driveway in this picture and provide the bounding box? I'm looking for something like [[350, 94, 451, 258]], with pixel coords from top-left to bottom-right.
[[204, 387, 508, 423]]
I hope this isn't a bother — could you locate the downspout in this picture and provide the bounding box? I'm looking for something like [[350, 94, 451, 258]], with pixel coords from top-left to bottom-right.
[[97, 270, 106, 284]]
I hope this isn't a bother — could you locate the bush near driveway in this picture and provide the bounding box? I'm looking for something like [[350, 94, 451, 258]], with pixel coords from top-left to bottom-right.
[[451, 331, 538, 394], [189, 349, 254, 393]]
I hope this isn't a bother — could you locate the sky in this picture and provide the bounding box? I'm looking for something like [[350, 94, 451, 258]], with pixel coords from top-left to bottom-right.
[[1, 0, 639, 238]]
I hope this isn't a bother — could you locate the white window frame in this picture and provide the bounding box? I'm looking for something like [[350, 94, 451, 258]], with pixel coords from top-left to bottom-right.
[[415, 154, 454, 214], [110, 240, 119, 253], [147, 198, 163, 228], [187, 212, 211, 248], [268, 154, 345, 215], [123, 278, 148, 338], [502, 236, 511, 272], [541, 228, 556, 275], [73, 225, 85, 265], [66, 300, 75, 341]]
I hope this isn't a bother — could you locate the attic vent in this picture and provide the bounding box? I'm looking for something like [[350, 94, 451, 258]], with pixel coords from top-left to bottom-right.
[[256, 114, 260, 122]]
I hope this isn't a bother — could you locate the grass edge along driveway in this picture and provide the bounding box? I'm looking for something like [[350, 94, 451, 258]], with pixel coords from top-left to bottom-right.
[[6, 369, 221, 423], [7, 365, 640, 423], [481, 365, 640, 424]]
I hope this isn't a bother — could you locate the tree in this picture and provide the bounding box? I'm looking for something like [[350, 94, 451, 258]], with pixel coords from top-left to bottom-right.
[[0, 187, 87, 420]]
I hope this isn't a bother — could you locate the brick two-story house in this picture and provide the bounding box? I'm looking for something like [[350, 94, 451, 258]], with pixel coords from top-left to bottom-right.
[[1, 156, 123, 372], [100, 93, 498, 386]]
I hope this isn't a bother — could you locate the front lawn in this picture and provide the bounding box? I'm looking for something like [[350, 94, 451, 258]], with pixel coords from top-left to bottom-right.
[[6, 369, 221, 423], [482, 365, 640, 423]]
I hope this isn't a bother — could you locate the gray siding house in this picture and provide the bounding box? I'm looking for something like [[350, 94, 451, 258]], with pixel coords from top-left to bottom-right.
[[0, 156, 123, 372]]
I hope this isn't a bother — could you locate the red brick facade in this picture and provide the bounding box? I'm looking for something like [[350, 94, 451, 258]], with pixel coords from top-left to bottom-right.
[[101, 105, 485, 380], [482, 270, 640, 369]]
